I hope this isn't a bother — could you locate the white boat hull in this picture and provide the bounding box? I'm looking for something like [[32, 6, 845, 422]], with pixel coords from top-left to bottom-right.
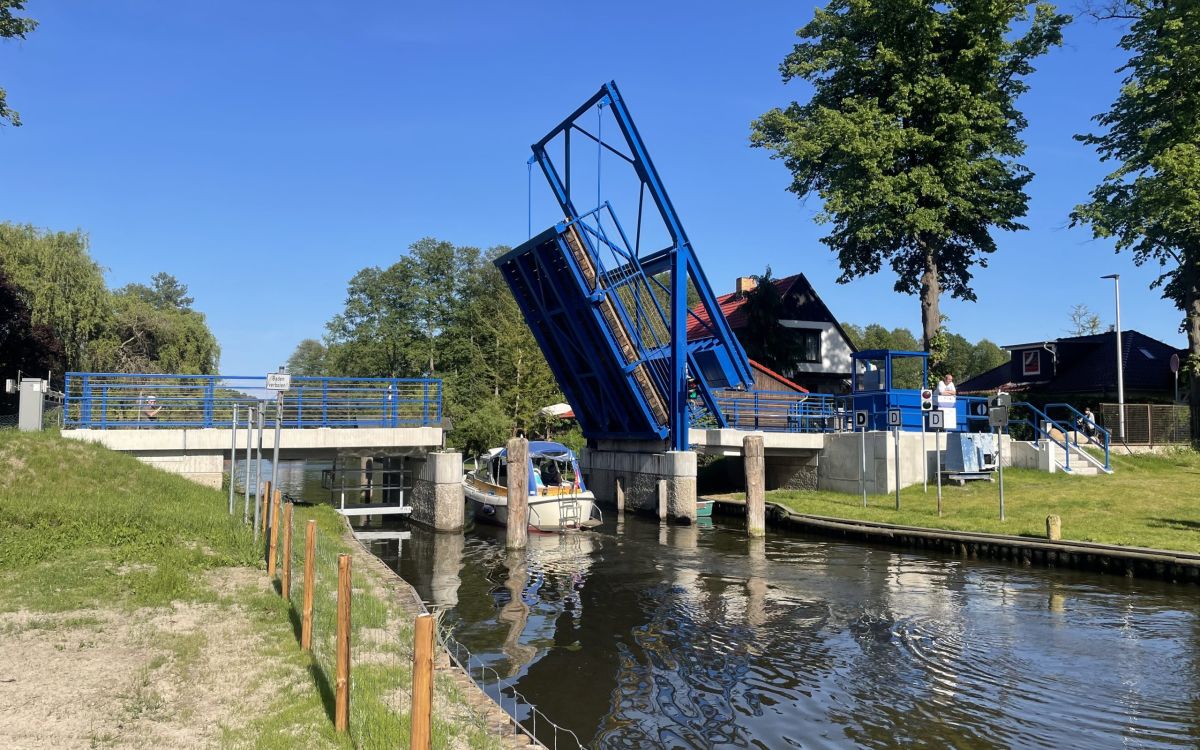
[[464, 480, 596, 532]]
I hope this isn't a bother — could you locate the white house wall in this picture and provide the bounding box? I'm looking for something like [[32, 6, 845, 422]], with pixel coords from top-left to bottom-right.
[[779, 320, 854, 375]]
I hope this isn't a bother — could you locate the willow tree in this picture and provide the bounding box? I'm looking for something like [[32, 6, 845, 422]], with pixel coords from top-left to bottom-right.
[[752, 0, 1067, 357], [1071, 0, 1200, 441]]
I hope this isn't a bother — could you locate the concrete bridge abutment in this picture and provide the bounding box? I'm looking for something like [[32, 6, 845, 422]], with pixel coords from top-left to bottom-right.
[[581, 443, 697, 523], [408, 451, 465, 532]]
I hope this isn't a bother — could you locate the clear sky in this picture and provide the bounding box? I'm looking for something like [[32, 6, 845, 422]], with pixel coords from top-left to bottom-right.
[[1, 1, 1184, 377]]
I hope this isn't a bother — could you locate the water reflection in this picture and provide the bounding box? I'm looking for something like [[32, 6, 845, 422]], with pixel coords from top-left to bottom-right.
[[349, 475, 1200, 749]]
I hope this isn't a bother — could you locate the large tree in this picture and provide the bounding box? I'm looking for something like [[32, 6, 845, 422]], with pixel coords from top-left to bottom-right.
[[752, 0, 1068, 362], [0, 0, 36, 127], [1071, 0, 1200, 441]]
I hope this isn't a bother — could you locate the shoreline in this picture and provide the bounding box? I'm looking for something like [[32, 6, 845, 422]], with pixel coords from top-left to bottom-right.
[[709, 496, 1200, 584]]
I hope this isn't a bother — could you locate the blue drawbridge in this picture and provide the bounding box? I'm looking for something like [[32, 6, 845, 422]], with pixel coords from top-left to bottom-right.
[[495, 81, 752, 450]]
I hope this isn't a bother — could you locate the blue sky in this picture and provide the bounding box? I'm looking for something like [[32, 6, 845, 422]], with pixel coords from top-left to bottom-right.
[[1, 1, 1184, 377]]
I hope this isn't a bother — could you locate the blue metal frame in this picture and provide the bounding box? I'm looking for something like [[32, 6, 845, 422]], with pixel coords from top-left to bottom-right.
[[63, 373, 443, 430], [501, 80, 753, 450]]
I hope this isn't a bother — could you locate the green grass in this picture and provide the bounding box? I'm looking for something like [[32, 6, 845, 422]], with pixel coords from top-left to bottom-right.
[[0, 431, 499, 749], [765, 448, 1200, 553]]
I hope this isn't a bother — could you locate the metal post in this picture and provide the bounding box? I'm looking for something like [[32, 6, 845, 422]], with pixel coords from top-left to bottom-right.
[[243, 406, 253, 525], [860, 424, 867, 507], [254, 405, 264, 536], [1103, 274, 1125, 442], [921, 419, 927, 493], [996, 425, 1005, 521], [893, 427, 901, 510], [936, 430, 943, 516], [272, 393, 283, 498], [228, 403, 238, 514]]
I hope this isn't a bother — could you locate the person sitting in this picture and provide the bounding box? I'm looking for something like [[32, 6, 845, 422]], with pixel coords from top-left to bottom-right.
[[1078, 407, 1097, 442]]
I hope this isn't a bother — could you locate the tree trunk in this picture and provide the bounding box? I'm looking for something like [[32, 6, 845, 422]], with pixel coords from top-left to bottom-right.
[[919, 242, 941, 351], [1185, 281, 1200, 445]]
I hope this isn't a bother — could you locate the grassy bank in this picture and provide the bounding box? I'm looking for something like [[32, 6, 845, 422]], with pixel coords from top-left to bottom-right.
[[0, 431, 495, 749], [763, 449, 1200, 553]]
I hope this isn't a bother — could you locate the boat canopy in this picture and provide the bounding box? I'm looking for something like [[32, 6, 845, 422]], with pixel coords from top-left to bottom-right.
[[498, 441, 576, 460]]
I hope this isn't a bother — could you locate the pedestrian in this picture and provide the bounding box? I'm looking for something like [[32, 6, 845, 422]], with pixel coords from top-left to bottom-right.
[[141, 394, 161, 423]]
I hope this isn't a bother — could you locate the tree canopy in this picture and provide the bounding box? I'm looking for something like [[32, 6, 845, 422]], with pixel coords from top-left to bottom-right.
[[1071, 0, 1200, 440], [752, 0, 1068, 365], [0, 0, 36, 127]]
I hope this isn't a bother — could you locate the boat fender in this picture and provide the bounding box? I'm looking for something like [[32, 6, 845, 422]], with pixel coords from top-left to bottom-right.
[[480, 504, 495, 516]]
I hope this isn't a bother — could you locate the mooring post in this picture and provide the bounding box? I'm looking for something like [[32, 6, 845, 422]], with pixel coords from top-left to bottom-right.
[[743, 435, 765, 538], [301, 520, 316, 651], [615, 476, 625, 514], [281, 502, 293, 598], [228, 403, 238, 514], [505, 437, 529, 549], [1047, 514, 1062, 541], [657, 479, 668, 521], [335, 553, 351, 732], [411, 613, 434, 750]]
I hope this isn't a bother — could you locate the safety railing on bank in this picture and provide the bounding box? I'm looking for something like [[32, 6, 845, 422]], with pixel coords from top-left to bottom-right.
[[1008, 401, 1111, 473], [62, 373, 442, 429]]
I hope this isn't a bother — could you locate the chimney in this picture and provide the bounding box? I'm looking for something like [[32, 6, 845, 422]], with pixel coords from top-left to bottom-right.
[[736, 276, 758, 295]]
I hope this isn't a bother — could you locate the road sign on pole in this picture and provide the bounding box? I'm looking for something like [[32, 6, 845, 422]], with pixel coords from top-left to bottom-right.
[[927, 410, 944, 430], [266, 372, 292, 391], [855, 410, 869, 430], [887, 408, 902, 427]]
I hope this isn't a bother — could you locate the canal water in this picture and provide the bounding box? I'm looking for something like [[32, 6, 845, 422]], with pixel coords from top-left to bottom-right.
[[258, 460, 1200, 749]]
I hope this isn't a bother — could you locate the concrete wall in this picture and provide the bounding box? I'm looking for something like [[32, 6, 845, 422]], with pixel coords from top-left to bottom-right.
[[409, 451, 465, 532], [816, 431, 1015, 494], [581, 446, 697, 522], [131, 452, 225, 489]]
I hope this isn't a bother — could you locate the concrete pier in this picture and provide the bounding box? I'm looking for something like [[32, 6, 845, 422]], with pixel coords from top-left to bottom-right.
[[409, 451, 465, 532], [581, 444, 697, 523]]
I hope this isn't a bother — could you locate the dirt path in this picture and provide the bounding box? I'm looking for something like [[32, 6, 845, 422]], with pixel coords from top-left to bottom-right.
[[0, 568, 286, 750]]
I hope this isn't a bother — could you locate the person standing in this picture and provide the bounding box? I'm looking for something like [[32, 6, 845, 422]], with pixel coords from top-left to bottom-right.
[[935, 374, 956, 399]]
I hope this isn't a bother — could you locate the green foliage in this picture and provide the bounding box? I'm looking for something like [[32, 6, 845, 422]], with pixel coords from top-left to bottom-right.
[[842, 319, 1010, 386], [0, 1, 37, 127], [0, 270, 65, 388], [0, 223, 110, 368], [1068, 303, 1103, 336], [740, 267, 808, 374], [287, 338, 328, 376], [1071, 0, 1200, 439], [318, 239, 564, 450], [91, 285, 221, 374], [752, 0, 1068, 348], [119, 271, 195, 310]]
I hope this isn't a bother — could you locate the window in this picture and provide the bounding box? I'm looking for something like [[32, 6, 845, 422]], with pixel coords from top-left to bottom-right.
[[796, 329, 821, 364], [1022, 349, 1040, 376], [1139, 348, 1155, 359]]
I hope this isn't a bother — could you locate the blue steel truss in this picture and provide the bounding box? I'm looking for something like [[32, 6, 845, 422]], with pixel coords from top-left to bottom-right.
[[495, 81, 753, 449]]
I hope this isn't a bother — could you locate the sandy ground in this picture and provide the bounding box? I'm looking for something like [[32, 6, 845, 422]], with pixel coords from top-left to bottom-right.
[[0, 567, 277, 750]]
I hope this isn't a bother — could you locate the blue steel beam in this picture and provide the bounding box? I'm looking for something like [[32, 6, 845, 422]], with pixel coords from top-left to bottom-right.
[[517, 80, 752, 450]]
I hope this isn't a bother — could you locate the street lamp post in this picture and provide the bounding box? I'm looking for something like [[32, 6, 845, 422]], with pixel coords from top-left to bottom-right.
[[1102, 274, 1125, 442]]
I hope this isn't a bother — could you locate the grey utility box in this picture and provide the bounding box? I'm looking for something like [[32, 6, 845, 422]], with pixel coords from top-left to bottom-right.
[[18, 378, 49, 432]]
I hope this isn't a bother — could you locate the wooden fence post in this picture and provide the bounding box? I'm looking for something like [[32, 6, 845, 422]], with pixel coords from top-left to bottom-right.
[[268, 489, 281, 576], [281, 502, 293, 597], [260, 480, 272, 537], [335, 553, 352, 732], [411, 613, 435, 750], [301, 520, 316, 651]]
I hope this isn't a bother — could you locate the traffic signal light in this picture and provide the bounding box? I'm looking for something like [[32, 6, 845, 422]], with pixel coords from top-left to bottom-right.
[[920, 389, 934, 411]]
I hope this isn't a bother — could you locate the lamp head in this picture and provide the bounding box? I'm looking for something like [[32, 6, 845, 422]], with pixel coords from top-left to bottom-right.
[[1101, 274, 1119, 280]]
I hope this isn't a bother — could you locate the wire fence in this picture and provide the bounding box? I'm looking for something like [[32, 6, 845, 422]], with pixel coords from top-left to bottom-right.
[[1100, 403, 1191, 446]]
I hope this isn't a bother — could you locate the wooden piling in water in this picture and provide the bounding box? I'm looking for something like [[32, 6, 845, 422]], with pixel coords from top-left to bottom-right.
[[335, 553, 351, 732], [301, 520, 316, 651], [281, 502, 293, 598], [505, 437, 529, 549], [744, 435, 766, 538], [615, 476, 625, 513], [268, 489, 281, 576], [411, 613, 435, 750], [657, 479, 668, 521]]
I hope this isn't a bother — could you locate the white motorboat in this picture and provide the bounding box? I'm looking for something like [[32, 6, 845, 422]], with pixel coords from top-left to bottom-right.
[[464, 441, 599, 532]]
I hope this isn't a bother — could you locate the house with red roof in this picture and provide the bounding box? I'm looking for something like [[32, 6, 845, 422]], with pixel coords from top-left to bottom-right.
[[688, 273, 857, 394]]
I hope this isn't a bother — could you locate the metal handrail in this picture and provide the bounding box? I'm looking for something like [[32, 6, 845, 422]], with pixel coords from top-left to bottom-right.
[[62, 372, 443, 429], [1044, 402, 1112, 471], [1011, 402, 1074, 473]]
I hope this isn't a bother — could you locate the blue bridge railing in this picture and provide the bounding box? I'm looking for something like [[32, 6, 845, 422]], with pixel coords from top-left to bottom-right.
[[63, 373, 443, 429], [700, 390, 843, 433]]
